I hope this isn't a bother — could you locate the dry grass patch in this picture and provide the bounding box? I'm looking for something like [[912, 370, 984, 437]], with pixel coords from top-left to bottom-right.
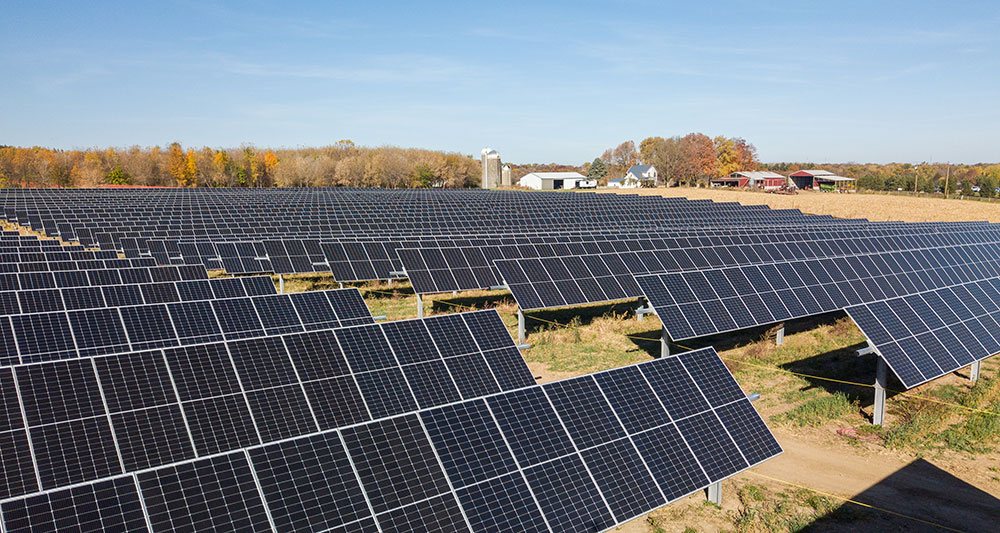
[[594, 187, 1000, 223]]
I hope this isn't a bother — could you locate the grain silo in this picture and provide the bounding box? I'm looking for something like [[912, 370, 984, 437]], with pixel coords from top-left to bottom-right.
[[481, 148, 502, 188]]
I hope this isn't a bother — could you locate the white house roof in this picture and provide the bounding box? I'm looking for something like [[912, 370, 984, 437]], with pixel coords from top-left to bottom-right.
[[626, 164, 654, 177], [814, 175, 855, 182], [522, 172, 586, 180]]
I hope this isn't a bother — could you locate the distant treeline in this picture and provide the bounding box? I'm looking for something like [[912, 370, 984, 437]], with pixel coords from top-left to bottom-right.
[[584, 135, 761, 186], [0, 141, 479, 188], [3, 140, 998, 194]]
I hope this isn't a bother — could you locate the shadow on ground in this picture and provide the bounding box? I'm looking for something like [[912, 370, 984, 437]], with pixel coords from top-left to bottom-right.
[[801, 458, 999, 532]]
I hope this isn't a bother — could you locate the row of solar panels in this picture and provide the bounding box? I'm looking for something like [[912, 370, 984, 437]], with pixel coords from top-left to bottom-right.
[[4, 191, 851, 242], [405, 225, 1000, 296], [125, 222, 1000, 281], [0, 276, 278, 316], [0, 264, 210, 291], [119, 219, 986, 255], [0, 288, 374, 366], [497, 236, 1000, 311], [0, 341, 780, 533], [637, 242, 1000, 340], [0, 309, 529, 500]]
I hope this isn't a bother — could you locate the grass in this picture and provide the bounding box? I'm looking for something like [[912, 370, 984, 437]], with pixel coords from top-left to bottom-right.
[[595, 187, 1000, 223], [881, 371, 1000, 454], [776, 392, 856, 427]]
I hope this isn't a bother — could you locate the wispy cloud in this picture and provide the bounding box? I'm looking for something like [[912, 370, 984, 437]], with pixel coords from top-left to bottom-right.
[[216, 54, 487, 84], [871, 62, 940, 82]]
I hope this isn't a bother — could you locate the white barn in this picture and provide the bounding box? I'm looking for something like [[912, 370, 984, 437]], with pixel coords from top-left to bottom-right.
[[518, 172, 587, 190]]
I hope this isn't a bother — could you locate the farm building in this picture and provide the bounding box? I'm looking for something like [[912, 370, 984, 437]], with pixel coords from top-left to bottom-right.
[[518, 171, 587, 190], [710, 171, 787, 190], [788, 169, 856, 191], [609, 164, 659, 188]]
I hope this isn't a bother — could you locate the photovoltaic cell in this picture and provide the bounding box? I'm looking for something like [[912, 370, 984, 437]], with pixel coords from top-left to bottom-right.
[[137, 452, 272, 532], [340, 415, 451, 514], [249, 432, 371, 532], [0, 476, 147, 533]]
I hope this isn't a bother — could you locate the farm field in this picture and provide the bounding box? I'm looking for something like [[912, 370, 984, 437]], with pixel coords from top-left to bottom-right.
[[277, 272, 1000, 533], [595, 187, 1000, 224]]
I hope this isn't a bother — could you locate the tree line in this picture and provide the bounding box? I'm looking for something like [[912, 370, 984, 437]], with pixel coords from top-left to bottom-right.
[[0, 142, 480, 188], [586, 135, 760, 186]]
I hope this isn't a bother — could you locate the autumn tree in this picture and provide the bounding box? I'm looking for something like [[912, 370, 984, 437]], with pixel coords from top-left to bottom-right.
[[166, 142, 188, 186], [682, 133, 716, 185], [181, 149, 199, 187], [713, 136, 738, 176], [732, 138, 758, 172]]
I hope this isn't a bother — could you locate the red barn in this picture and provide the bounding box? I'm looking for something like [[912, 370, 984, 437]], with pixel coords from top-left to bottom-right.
[[711, 171, 787, 190]]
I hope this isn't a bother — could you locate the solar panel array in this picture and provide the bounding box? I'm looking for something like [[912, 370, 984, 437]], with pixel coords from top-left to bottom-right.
[[1, 288, 374, 365], [0, 344, 780, 532], [403, 224, 998, 295], [0, 276, 277, 317], [846, 278, 1000, 388], [6, 188, 927, 529], [638, 240, 1000, 341], [502, 228, 1000, 311]]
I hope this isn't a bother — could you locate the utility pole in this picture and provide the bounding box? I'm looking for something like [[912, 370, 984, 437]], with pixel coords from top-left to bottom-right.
[[944, 163, 950, 198]]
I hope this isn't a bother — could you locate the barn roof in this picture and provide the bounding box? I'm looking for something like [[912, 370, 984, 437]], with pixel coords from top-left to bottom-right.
[[729, 171, 785, 179], [522, 172, 586, 180], [789, 169, 835, 177]]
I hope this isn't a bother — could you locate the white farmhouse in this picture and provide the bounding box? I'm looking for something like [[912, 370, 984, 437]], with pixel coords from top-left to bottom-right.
[[608, 164, 658, 188]]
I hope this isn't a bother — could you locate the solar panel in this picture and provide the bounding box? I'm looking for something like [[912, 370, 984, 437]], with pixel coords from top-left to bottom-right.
[[639, 244, 1000, 341], [846, 278, 1000, 389], [0, 288, 373, 366]]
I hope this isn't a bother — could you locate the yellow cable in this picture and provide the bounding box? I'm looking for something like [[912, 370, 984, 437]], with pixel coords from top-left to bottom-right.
[[745, 471, 967, 533]]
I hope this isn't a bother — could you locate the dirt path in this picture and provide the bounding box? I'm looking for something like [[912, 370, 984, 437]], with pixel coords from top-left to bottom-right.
[[748, 427, 998, 532]]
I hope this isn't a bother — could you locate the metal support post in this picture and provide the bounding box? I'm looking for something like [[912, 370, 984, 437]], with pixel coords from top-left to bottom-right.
[[706, 481, 722, 506], [636, 298, 647, 322], [387, 278, 393, 287], [517, 309, 526, 345], [775, 325, 785, 346], [278, 274, 284, 294], [970, 360, 981, 382], [856, 340, 874, 357], [873, 356, 887, 426], [416, 294, 423, 318], [661, 327, 670, 358], [338, 282, 344, 289]]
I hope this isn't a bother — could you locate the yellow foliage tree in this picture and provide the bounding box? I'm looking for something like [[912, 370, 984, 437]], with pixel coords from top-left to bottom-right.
[[182, 149, 199, 187], [166, 143, 187, 186], [264, 150, 278, 179]]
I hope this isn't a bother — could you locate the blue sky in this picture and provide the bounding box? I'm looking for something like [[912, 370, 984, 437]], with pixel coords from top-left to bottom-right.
[[2, 1, 998, 164]]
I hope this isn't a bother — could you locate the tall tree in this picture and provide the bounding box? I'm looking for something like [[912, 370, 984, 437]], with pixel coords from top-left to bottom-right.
[[681, 133, 716, 184], [588, 157, 607, 182], [166, 142, 187, 186], [181, 148, 198, 187], [732, 138, 758, 171], [713, 136, 738, 176]]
